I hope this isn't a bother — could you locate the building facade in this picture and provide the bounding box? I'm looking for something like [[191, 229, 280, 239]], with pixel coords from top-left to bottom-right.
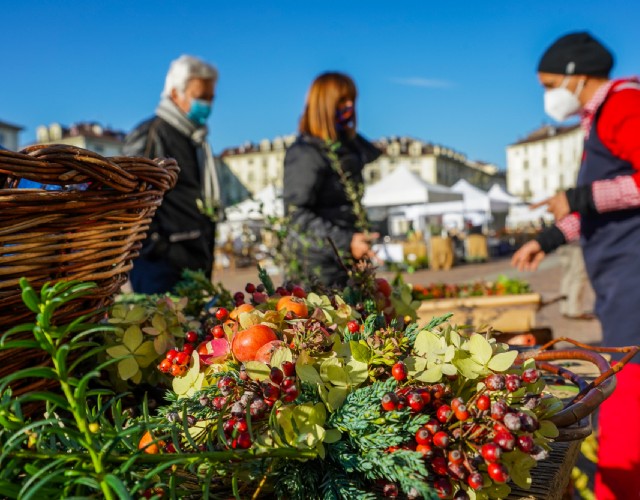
[[0, 120, 23, 151], [221, 134, 503, 196], [35, 122, 126, 156], [506, 124, 583, 202]]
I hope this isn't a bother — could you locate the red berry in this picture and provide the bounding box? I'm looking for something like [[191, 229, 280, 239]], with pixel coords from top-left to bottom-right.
[[245, 283, 256, 293], [455, 404, 470, 421], [517, 434, 535, 453], [291, 286, 307, 298], [448, 449, 463, 464], [215, 307, 229, 321], [436, 404, 452, 423], [270, 367, 284, 385], [451, 397, 464, 412], [417, 388, 431, 404], [347, 320, 360, 334], [176, 351, 190, 366], [407, 392, 425, 412], [506, 374, 522, 392], [158, 358, 172, 373], [263, 384, 280, 402], [431, 456, 449, 476], [281, 361, 295, 377], [283, 385, 299, 402], [233, 291, 245, 303], [522, 368, 540, 384], [383, 483, 399, 498], [256, 284, 265, 293], [484, 374, 506, 391], [415, 427, 431, 445], [281, 377, 295, 390], [425, 419, 441, 435], [487, 462, 509, 483], [481, 443, 502, 463], [519, 412, 540, 432], [433, 477, 452, 498], [475, 394, 491, 411], [381, 392, 399, 411], [467, 472, 484, 490], [416, 443, 434, 457], [432, 431, 450, 448], [390, 361, 407, 381], [166, 349, 179, 362], [235, 418, 248, 432], [396, 395, 407, 411], [170, 364, 187, 377], [491, 400, 508, 421], [182, 343, 195, 355], [233, 431, 252, 449], [503, 412, 522, 432], [494, 430, 516, 451], [185, 330, 198, 343], [212, 325, 225, 339], [447, 462, 467, 481]]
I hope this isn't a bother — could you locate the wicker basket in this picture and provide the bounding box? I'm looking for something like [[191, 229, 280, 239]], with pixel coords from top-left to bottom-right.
[[0, 144, 178, 397]]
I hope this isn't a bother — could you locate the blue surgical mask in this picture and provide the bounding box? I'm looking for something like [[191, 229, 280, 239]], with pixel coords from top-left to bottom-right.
[[187, 99, 212, 126]]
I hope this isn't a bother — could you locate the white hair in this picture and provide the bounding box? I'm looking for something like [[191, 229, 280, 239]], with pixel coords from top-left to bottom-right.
[[162, 55, 218, 98]]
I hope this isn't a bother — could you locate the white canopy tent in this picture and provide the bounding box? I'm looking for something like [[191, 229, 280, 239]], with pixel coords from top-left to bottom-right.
[[488, 184, 523, 206], [224, 185, 284, 222], [362, 165, 462, 208], [451, 179, 511, 214]]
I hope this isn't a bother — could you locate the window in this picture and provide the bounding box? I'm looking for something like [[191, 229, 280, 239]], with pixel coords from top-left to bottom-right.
[[0, 132, 5, 146], [541, 157, 547, 168], [523, 159, 529, 170]]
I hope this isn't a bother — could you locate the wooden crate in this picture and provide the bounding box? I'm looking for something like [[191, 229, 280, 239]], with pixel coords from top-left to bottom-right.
[[417, 293, 541, 332]]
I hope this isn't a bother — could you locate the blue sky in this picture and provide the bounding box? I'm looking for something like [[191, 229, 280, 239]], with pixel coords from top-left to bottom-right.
[[2, 1, 638, 168]]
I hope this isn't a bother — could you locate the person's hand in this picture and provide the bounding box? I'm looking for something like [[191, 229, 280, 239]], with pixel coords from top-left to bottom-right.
[[351, 232, 380, 260], [511, 240, 546, 272], [531, 192, 570, 220]]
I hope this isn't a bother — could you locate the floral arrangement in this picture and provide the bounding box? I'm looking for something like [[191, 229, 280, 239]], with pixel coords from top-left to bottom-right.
[[101, 269, 564, 499], [3, 267, 626, 499], [412, 276, 531, 301]]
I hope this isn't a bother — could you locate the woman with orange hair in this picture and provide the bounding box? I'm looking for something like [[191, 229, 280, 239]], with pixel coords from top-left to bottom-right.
[[283, 72, 381, 286]]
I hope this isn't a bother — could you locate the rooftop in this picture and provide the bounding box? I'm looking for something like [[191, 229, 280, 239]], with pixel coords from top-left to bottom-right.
[[510, 124, 581, 146]]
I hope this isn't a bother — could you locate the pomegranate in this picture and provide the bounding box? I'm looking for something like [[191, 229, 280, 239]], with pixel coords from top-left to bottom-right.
[[231, 324, 277, 362]]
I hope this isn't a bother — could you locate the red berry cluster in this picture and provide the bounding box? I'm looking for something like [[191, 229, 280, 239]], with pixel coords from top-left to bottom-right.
[[157, 330, 201, 377], [201, 362, 300, 451], [234, 282, 307, 308], [380, 368, 547, 498]]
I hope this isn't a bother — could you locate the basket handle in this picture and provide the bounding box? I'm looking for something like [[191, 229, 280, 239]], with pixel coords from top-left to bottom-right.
[[1, 144, 139, 192], [519, 340, 640, 427]]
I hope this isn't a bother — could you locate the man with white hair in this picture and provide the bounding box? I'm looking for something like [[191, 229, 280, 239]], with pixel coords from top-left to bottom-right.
[[124, 55, 221, 293]]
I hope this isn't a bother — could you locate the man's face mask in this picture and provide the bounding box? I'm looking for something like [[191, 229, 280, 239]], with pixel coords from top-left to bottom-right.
[[544, 77, 586, 122], [187, 99, 212, 126]]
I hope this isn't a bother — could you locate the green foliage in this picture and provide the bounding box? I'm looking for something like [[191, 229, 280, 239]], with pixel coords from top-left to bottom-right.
[[173, 268, 234, 316]]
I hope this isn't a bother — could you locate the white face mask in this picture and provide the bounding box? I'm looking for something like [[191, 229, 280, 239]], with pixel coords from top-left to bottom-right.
[[543, 77, 586, 122]]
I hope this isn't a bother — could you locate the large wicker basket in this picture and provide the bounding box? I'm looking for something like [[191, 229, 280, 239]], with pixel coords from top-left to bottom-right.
[[0, 144, 178, 397]]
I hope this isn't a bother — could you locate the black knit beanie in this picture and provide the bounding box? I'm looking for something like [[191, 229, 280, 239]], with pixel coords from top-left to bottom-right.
[[537, 32, 614, 77]]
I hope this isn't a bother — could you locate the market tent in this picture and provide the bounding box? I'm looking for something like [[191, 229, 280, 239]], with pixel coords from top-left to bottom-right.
[[225, 185, 283, 222], [451, 179, 510, 213], [362, 165, 462, 208], [488, 184, 523, 206]]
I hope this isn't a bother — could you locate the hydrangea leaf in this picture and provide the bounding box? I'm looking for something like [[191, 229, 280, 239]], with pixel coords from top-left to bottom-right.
[[487, 351, 518, 372], [467, 334, 493, 365], [122, 325, 143, 351], [117, 357, 139, 381]]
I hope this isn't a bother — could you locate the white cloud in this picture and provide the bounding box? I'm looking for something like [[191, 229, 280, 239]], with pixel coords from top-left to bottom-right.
[[390, 77, 453, 89]]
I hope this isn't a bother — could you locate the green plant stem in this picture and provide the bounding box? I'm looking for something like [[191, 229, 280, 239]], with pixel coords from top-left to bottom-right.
[[42, 306, 115, 500], [5, 447, 318, 464]]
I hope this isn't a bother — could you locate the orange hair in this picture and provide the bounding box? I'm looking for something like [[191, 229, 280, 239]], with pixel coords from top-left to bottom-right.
[[299, 72, 357, 142]]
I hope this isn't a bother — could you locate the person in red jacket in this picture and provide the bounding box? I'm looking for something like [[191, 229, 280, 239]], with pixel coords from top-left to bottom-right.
[[512, 32, 640, 499]]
